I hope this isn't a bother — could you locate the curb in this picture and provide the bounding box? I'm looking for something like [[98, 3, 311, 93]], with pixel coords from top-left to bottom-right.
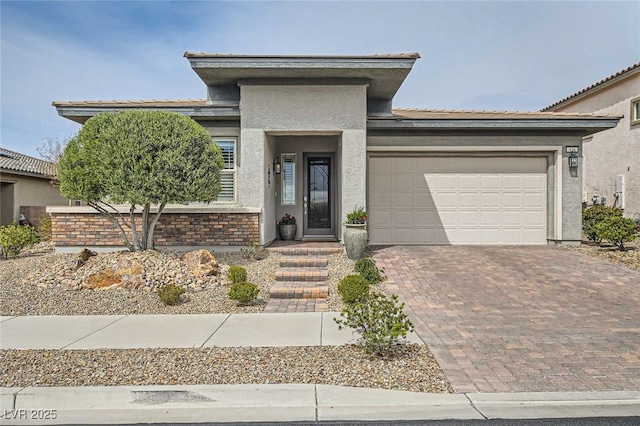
[[2, 385, 640, 424]]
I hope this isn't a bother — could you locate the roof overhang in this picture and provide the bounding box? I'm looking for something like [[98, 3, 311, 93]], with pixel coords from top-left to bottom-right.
[[52, 101, 239, 124], [183, 53, 420, 101]]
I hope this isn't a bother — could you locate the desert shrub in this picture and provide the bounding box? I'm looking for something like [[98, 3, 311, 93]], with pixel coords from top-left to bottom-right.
[[157, 284, 185, 306], [334, 292, 415, 357], [36, 215, 53, 241], [355, 257, 383, 284], [241, 242, 268, 260], [227, 265, 248, 284], [583, 206, 622, 244], [595, 216, 638, 251], [228, 282, 259, 305], [337, 274, 370, 304], [0, 223, 40, 258]]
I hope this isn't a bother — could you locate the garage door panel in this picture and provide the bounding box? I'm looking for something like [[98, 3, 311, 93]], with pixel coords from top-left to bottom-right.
[[369, 156, 547, 245]]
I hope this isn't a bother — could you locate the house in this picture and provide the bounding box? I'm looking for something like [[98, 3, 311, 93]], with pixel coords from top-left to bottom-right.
[[0, 148, 68, 227], [543, 62, 640, 220], [49, 53, 618, 252]]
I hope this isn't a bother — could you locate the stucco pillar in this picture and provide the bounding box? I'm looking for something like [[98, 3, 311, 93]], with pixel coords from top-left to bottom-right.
[[340, 129, 368, 228]]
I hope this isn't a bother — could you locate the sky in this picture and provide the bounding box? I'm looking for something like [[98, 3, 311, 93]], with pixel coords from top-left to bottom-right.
[[1, 0, 639, 158]]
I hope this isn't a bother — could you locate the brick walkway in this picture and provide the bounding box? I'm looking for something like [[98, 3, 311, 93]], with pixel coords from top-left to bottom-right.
[[372, 245, 640, 393]]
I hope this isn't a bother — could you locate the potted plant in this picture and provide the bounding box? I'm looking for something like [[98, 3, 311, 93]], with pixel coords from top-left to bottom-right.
[[343, 206, 368, 259], [279, 214, 297, 241]]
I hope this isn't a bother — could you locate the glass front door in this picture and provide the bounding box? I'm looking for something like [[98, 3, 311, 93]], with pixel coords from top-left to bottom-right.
[[304, 155, 334, 236]]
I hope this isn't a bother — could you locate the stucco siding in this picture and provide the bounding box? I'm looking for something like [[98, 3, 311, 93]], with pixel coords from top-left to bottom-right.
[[551, 74, 640, 217], [0, 173, 67, 225]]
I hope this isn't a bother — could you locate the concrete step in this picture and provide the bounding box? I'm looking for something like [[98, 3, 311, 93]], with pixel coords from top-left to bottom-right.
[[280, 256, 328, 267], [270, 281, 329, 299], [276, 268, 328, 282], [268, 247, 342, 256]]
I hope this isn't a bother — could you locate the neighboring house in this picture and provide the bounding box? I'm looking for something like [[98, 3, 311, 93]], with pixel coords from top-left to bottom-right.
[[543, 62, 640, 219], [49, 52, 618, 252], [0, 148, 68, 226]]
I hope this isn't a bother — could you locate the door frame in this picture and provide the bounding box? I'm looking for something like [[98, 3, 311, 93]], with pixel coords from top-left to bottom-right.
[[303, 152, 336, 237]]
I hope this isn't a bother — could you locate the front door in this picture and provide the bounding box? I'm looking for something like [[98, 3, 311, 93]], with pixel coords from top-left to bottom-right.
[[303, 154, 335, 236]]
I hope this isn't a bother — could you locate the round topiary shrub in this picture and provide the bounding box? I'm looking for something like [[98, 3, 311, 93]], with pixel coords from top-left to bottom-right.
[[228, 282, 259, 305], [355, 257, 383, 284], [338, 274, 370, 304], [157, 284, 185, 306], [0, 223, 40, 258], [227, 265, 248, 284], [583, 205, 622, 244], [595, 216, 638, 251]]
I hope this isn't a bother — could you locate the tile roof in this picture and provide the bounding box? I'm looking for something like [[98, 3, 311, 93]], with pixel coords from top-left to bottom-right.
[[0, 148, 57, 177], [389, 108, 617, 120], [542, 62, 640, 111], [52, 99, 212, 107], [183, 52, 421, 59]]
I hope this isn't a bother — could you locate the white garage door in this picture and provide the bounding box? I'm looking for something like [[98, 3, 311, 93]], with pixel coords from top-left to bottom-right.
[[368, 156, 547, 245]]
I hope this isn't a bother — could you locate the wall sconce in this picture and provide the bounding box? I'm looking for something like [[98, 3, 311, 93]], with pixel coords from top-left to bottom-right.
[[568, 153, 578, 168], [273, 157, 281, 174]]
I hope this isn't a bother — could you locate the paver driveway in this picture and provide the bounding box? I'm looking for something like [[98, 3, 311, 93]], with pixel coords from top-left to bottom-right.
[[372, 246, 640, 393]]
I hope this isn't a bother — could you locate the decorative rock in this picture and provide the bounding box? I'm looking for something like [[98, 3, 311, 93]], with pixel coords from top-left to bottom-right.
[[75, 248, 97, 270], [183, 249, 220, 277], [85, 258, 144, 290]]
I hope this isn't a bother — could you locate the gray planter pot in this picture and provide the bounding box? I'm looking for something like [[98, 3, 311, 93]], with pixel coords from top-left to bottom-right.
[[344, 224, 368, 260], [279, 224, 297, 241]]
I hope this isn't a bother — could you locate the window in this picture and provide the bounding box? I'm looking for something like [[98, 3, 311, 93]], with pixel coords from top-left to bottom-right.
[[215, 139, 236, 202], [281, 153, 296, 205], [632, 96, 640, 126]]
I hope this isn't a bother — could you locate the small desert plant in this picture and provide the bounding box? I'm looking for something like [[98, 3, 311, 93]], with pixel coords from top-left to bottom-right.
[[583, 205, 622, 244], [227, 265, 248, 284], [334, 292, 415, 357], [35, 215, 53, 242], [241, 241, 268, 260], [157, 284, 185, 306], [345, 205, 367, 224], [355, 257, 383, 284], [228, 282, 259, 305], [337, 274, 370, 304], [0, 223, 40, 258], [595, 216, 638, 251]]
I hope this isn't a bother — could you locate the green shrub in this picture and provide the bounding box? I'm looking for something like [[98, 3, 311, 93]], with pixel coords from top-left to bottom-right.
[[0, 223, 40, 258], [157, 284, 185, 306], [583, 206, 622, 244], [227, 265, 248, 284], [355, 258, 383, 284], [595, 216, 638, 251], [241, 241, 268, 260], [228, 282, 259, 305], [334, 292, 415, 357], [35, 215, 52, 242], [337, 274, 370, 304]]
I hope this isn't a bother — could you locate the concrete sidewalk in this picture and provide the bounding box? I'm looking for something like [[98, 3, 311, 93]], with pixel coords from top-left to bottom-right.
[[1, 385, 639, 424], [0, 313, 424, 350], [2, 315, 639, 423]]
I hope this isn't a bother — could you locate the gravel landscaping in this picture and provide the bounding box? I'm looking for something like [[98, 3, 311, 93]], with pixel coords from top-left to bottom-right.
[[0, 345, 453, 393], [565, 238, 640, 271]]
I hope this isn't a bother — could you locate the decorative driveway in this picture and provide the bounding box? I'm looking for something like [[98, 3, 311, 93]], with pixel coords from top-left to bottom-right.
[[372, 246, 640, 393]]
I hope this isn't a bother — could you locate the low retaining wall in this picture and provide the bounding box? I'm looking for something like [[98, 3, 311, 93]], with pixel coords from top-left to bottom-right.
[[50, 211, 260, 248]]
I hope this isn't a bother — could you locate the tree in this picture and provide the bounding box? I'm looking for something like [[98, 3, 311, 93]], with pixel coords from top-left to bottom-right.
[[57, 110, 224, 251], [36, 136, 70, 162]]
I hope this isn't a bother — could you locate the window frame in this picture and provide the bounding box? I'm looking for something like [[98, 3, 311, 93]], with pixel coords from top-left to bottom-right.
[[281, 153, 296, 206], [631, 96, 640, 126], [213, 138, 237, 204]]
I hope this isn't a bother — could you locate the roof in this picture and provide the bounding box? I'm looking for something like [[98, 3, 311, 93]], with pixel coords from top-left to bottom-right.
[[52, 99, 210, 107], [183, 52, 421, 59], [0, 148, 57, 178], [542, 62, 640, 111], [391, 108, 617, 120]]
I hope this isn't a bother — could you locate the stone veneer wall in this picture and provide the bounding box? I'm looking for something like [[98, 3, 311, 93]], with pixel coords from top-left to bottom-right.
[[51, 212, 260, 247]]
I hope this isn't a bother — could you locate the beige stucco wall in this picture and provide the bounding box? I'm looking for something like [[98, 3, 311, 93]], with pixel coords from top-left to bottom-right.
[[0, 173, 68, 225], [240, 84, 368, 244], [551, 74, 640, 218]]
